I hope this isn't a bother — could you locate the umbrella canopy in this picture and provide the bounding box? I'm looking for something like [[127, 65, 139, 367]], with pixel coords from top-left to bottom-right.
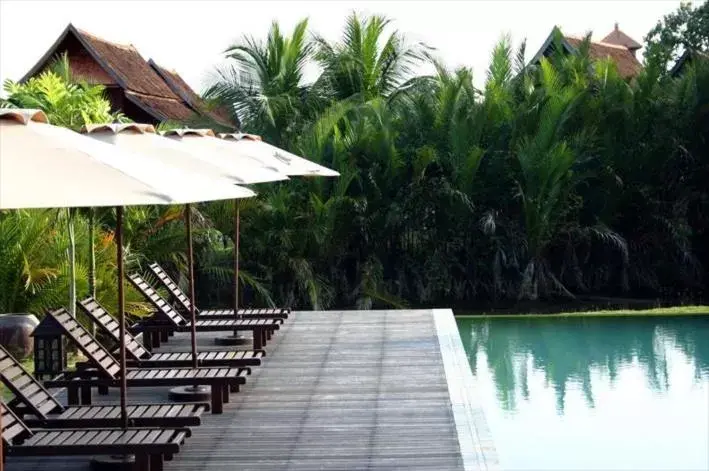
[[161, 129, 289, 185], [0, 111, 255, 209], [0, 109, 256, 432], [219, 133, 340, 178], [85, 124, 288, 186]]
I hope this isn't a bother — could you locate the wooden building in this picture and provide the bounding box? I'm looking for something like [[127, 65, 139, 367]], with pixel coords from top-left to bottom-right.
[[21, 24, 234, 128], [531, 24, 643, 79], [670, 49, 709, 77]]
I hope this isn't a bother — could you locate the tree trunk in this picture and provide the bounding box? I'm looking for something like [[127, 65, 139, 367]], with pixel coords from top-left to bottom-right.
[[88, 208, 96, 299], [67, 208, 76, 318], [88, 208, 97, 335]]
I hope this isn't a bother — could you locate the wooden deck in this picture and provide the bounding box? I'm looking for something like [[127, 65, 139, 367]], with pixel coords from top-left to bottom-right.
[[7, 309, 497, 471]]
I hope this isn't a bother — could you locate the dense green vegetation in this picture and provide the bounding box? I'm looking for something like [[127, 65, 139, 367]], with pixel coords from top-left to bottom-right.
[[1, 3, 708, 317]]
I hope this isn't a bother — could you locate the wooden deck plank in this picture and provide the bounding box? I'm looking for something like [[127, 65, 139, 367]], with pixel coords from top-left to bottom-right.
[[8, 309, 495, 471]]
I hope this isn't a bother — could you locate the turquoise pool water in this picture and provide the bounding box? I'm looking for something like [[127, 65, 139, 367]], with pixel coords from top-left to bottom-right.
[[456, 315, 709, 470]]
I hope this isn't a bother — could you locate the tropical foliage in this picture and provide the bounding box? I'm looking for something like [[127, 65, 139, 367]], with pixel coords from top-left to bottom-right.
[[1, 4, 708, 318], [200, 9, 709, 308]]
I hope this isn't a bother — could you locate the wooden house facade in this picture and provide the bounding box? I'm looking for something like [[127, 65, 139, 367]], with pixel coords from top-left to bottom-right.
[[21, 24, 234, 128]]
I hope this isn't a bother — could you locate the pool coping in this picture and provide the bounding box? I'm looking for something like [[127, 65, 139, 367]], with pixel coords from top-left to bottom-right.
[[434, 308, 499, 471]]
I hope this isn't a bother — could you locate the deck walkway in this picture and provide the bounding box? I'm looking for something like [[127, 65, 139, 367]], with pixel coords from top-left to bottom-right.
[[7, 309, 497, 471]]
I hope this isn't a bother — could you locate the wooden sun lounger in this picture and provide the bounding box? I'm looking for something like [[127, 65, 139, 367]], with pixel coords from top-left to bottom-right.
[[148, 262, 289, 320], [0, 344, 207, 428], [127, 273, 280, 351], [78, 297, 264, 368], [41, 308, 248, 413], [2, 400, 189, 471]]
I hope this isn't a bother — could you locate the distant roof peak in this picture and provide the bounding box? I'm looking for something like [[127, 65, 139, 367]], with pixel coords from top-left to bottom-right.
[[563, 35, 630, 51], [601, 24, 642, 51]]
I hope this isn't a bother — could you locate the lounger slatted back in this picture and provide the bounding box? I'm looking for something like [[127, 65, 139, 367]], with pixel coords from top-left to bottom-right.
[[147, 262, 289, 319], [148, 262, 195, 312], [127, 273, 186, 326], [45, 308, 249, 414], [78, 297, 263, 367], [127, 273, 280, 352], [2, 398, 33, 444], [0, 344, 63, 418], [47, 308, 124, 377], [78, 297, 149, 360], [2, 399, 190, 470], [0, 344, 207, 428]]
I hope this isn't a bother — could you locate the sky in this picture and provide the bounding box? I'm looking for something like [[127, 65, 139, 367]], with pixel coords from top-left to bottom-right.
[[0, 0, 698, 94]]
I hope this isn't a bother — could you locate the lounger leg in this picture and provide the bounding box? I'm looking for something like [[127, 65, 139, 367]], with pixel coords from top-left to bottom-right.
[[80, 384, 92, 405], [153, 331, 161, 348], [262, 329, 268, 346], [67, 385, 79, 405], [150, 454, 164, 471], [134, 453, 150, 471], [266, 329, 272, 340], [98, 384, 109, 395], [222, 384, 230, 403], [229, 384, 239, 393], [253, 328, 263, 350], [160, 330, 169, 342], [211, 386, 224, 414]]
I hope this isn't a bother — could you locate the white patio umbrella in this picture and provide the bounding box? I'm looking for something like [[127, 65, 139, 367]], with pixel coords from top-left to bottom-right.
[[0, 109, 255, 432], [82, 123, 288, 396], [219, 133, 340, 177], [160, 129, 294, 344], [86, 125, 287, 186], [216, 134, 339, 325], [162, 130, 339, 344], [85, 126, 289, 346], [161, 128, 287, 184]]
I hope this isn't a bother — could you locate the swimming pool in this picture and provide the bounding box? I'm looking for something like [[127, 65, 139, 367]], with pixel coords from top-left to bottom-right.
[[456, 315, 709, 470]]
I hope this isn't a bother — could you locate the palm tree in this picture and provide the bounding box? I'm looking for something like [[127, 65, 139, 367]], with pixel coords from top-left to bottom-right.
[[314, 13, 429, 102], [514, 59, 586, 300], [204, 19, 315, 145]]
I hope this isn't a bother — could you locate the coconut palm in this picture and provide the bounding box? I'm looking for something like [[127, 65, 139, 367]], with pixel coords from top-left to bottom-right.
[[204, 19, 316, 145], [314, 13, 429, 102]]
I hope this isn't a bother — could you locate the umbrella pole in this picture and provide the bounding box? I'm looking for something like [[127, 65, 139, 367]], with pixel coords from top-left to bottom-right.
[[98, 208, 142, 471], [1, 402, 4, 471], [169, 204, 211, 402], [215, 200, 249, 346], [185, 203, 199, 368], [234, 200, 240, 327], [116, 206, 128, 428]]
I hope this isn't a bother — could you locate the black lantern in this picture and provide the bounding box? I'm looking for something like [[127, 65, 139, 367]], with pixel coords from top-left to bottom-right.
[[32, 316, 67, 380]]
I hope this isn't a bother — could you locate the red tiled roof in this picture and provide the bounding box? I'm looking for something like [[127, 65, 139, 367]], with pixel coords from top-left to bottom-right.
[[565, 37, 642, 79], [75, 28, 178, 99], [125, 91, 195, 121], [20, 24, 209, 124], [148, 60, 235, 128], [601, 25, 642, 51]]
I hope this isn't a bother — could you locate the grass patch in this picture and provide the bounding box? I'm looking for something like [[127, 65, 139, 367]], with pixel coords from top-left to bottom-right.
[[1, 352, 86, 401], [456, 305, 709, 319]]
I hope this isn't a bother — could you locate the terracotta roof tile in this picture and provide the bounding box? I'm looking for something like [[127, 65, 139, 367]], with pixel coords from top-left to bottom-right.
[[601, 25, 642, 51], [22, 24, 235, 125], [76, 28, 178, 99], [565, 37, 642, 79], [125, 91, 196, 121], [148, 60, 235, 128]]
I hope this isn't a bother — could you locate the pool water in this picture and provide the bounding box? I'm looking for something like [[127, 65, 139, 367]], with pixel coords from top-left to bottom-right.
[[456, 315, 709, 470]]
